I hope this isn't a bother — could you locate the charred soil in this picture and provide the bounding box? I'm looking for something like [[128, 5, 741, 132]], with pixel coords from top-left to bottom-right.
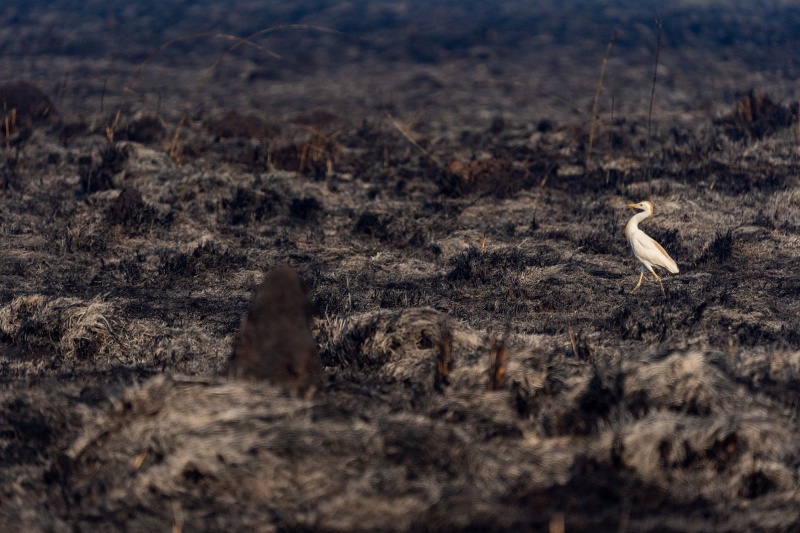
[[1, 1, 800, 531]]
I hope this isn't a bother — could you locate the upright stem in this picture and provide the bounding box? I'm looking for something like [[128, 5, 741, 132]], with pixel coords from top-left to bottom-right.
[[646, 16, 663, 181], [586, 29, 618, 174]]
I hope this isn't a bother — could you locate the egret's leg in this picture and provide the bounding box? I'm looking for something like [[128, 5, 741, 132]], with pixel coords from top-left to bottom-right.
[[631, 272, 644, 293], [650, 270, 666, 298]]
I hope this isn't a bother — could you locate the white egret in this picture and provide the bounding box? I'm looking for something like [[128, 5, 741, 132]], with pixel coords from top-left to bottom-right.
[[625, 200, 679, 297]]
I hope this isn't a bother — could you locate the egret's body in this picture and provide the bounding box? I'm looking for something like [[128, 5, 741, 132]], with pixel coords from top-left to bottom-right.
[[625, 201, 679, 297]]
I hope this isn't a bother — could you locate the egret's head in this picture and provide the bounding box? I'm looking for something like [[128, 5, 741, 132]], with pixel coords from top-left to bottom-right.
[[626, 200, 654, 214]]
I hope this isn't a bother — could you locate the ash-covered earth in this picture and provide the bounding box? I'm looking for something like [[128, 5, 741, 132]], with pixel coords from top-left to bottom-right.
[[1, 1, 800, 531]]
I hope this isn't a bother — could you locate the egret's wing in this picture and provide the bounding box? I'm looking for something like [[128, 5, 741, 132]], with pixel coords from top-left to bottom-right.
[[632, 231, 679, 273], [651, 240, 679, 272]]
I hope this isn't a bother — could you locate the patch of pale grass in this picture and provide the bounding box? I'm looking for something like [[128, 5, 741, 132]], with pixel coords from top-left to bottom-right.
[[0, 294, 125, 363]]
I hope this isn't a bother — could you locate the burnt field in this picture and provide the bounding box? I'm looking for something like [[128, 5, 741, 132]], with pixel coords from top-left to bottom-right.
[[2, 1, 800, 531]]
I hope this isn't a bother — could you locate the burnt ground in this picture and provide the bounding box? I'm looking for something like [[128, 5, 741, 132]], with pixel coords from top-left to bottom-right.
[[1, 1, 800, 531]]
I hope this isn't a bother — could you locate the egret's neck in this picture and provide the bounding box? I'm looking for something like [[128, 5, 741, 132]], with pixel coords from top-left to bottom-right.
[[626, 210, 651, 233]]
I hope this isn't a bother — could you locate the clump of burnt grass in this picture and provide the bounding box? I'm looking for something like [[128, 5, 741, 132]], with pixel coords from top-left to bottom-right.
[[267, 115, 353, 178], [441, 247, 546, 319], [202, 138, 265, 167], [605, 303, 671, 343], [0, 82, 57, 190], [1, 396, 65, 465], [353, 211, 390, 239], [289, 196, 323, 223], [376, 280, 439, 310], [578, 228, 626, 256], [717, 90, 798, 141], [0, 155, 22, 191], [221, 186, 283, 225], [206, 110, 279, 141], [353, 210, 428, 250], [694, 230, 734, 267], [105, 187, 158, 234], [79, 143, 129, 194], [158, 242, 247, 282], [446, 246, 550, 286], [439, 157, 538, 197], [0, 81, 58, 127], [124, 113, 166, 144]]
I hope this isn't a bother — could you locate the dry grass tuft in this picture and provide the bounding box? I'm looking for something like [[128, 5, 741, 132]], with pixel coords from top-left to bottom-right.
[[0, 294, 125, 364]]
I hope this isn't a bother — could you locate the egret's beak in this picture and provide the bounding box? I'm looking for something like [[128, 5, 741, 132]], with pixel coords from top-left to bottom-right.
[[626, 203, 638, 209]]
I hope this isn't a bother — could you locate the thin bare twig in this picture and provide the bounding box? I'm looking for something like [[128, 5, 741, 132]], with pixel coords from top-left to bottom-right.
[[100, 77, 107, 115], [4, 113, 10, 156], [586, 30, 618, 172], [646, 15, 663, 181], [385, 112, 443, 168], [568, 328, 578, 358]]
